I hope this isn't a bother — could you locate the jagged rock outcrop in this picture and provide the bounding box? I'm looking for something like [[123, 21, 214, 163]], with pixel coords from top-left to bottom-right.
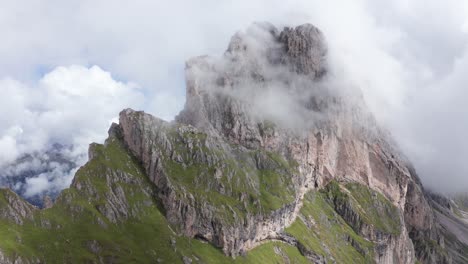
[[42, 195, 53, 209], [278, 24, 327, 77], [119, 109, 303, 255], [0, 188, 36, 225]]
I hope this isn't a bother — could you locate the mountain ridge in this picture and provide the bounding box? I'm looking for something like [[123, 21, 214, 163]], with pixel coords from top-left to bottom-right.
[[0, 22, 466, 264]]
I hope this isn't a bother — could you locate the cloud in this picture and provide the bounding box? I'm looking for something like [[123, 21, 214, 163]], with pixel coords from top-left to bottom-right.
[[0, 127, 22, 165], [1, 64, 143, 157], [395, 48, 468, 193], [0, 65, 144, 199], [22, 165, 78, 198], [1, 0, 468, 194]]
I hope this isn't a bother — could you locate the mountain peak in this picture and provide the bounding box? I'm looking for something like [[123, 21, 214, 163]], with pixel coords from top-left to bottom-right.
[[178, 23, 376, 152], [0, 23, 465, 264], [225, 22, 327, 78]]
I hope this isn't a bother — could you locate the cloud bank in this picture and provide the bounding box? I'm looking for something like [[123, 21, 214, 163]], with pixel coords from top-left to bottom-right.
[[2, 0, 468, 194], [0, 65, 144, 199]]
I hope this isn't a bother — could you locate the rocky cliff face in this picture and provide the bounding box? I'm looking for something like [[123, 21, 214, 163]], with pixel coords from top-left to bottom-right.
[[118, 23, 455, 263], [0, 188, 36, 225], [0, 22, 465, 264]]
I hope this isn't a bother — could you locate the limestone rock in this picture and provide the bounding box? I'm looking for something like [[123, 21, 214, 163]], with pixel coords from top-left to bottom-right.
[[42, 195, 53, 209], [278, 24, 327, 77], [0, 188, 36, 225]]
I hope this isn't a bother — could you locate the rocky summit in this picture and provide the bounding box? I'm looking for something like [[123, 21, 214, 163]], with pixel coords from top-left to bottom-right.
[[0, 23, 467, 264]]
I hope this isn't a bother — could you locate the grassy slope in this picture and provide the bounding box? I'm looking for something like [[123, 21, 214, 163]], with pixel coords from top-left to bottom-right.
[[0, 137, 308, 263], [344, 183, 401, 235], [323, 181, 401, 236], [164, 125, 297, 220], [286, 191, 375, 264], [0, 135, 402, 263]]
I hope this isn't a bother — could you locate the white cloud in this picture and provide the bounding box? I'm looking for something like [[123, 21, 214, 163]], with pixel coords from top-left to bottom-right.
[[0, 65, 144, 198], [22, 164, 78, 198], [23, 175, 50, 198], [0, 127, 22, 164], [0, 65, 144, 158]]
